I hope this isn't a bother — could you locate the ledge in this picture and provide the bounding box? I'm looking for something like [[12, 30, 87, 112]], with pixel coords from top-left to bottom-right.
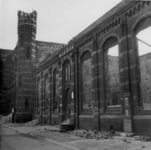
[[79, 115, 94, 118], [100, 115, 124, 119], [134, 115, 151, 119], [51, 115, 59, 117]]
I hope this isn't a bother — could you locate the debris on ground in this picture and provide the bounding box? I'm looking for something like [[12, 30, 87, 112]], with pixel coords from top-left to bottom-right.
[[23, 119, 39, 126], [0, 114, 12, 124], [135, 136, 151, 142], [69, 129, 151, 142], [123, 139, 127, 142], [68, 129, 120, 140]]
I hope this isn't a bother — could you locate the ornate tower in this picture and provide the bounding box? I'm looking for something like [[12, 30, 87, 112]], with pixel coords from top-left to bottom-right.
[[14, 10, 37, 122], [18, 10, 37, 63]]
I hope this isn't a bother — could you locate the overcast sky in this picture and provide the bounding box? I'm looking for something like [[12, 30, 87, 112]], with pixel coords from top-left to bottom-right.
[[0, 0, 122, 50]]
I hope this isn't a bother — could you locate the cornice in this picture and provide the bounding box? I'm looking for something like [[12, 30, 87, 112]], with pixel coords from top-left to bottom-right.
[[75, 1, 151, 49]]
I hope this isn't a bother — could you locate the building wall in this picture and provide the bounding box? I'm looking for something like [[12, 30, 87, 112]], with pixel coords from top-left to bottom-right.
[[140, 53, 151, 110], [0, 49, 12, 115], [1, 0, 151, 136], [10, 10, 38, 122], [33, 1, 151, 135]]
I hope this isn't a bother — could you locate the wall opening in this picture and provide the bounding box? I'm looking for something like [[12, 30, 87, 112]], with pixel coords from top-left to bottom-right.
[[53, 68, 59, 112], [81, 51, 93, 111], [37, 78, 41, 113], [27, 47, 30, 59], [104, 41, 121, 107], [44, 74, 49, 112], [19, 76, 22, 87], [25, 98, 28, 112], [20, 35, 23, 46], [64, 61, 71, 84], [136, 26, 151, 110]]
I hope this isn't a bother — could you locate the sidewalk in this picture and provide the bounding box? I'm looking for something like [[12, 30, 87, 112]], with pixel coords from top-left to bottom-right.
[[2, 123, 151, 150]]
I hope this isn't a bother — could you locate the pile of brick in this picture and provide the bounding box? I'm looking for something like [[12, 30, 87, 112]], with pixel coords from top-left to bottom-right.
[[135, 136, 151, 142], [23, 119, 39, 126], [69, 129, 120, 140], [0, 114, 12, 124]]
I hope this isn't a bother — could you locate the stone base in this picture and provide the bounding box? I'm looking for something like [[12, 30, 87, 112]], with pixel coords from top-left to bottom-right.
[[93, 112, 99, 130], [14, 112, 32, 123], [100, 115, 124, 132], [70, 113, 75, 125], [41, 115, 50, 125], [51, 115, 59, 125], [60, 122, 74, 132], [124, 119, 133, 133], [59, 113, 64, 123]]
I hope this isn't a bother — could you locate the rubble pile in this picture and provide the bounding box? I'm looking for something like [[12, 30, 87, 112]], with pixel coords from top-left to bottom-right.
[[0, 114, 12, 124], [69, 129, 120, 140], [135, 136, 151, 142], [23, 119, 39, 126]]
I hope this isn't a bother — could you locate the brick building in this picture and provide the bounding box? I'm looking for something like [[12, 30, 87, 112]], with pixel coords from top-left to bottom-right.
[[1, 0, 151, 136]]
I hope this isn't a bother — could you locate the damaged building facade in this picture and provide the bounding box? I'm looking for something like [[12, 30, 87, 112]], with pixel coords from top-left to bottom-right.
[[1, 0, 151, 136]]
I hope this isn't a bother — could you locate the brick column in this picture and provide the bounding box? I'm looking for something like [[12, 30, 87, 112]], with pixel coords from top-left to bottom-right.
[[70, 52, 76, 125], [92, 34, 101, 130], [75, 47, 79, 129], [120, 15, 133, 133], [58, 63, 63, 123]]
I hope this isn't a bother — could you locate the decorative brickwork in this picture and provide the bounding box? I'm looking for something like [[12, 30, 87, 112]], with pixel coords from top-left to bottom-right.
[[1, 1, 151, 136]]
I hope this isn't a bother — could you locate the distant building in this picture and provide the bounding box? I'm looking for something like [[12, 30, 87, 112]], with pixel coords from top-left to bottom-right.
[[1, 0, 151, 136]]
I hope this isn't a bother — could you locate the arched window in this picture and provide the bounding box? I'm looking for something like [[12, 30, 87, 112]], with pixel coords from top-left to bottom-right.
[[64, 61, 71, 84], [25, 98, 28, 112], [20, 35, 23, 46], [27, 47, 30, 59], [44, 74, 49, 111], [19, 76, 22, 87], [53, 68, 59, 112], [37, 78, 41, 113], [135, 21, 151, 110], [103, 37, 121, 106], [81, 51, 93, 110]]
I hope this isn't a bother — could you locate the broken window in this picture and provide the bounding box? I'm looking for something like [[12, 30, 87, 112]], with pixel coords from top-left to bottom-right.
[[37, 78, 41, 112], [44, 74, 49, 111], [25, 98, 28, 112], [20, 35, 23, 46], [104, 43, 121, 106], [136, 26, 151, 110], [64, 61, 71, 84], [81, 51, 93, 109], [53, 68, 59, 112], [27, 47, 30, 59], [19, 76, 22, 87]]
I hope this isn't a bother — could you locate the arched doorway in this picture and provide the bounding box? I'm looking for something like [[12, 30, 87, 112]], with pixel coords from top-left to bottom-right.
[[64, 88, 71, 121], [62, 60, 71, 122]]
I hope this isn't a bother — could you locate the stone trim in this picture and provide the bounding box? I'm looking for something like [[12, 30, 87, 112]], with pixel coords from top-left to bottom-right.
[[134, 115, 151, 119]]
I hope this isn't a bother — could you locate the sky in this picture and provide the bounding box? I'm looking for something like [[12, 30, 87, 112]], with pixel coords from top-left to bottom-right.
[[0, 0, 122, 50], [108, 26, 151, 56], [137, 27, 151, 56]]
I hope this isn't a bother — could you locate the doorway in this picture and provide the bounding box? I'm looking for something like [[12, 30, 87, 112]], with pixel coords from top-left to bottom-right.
[[64, 88, 71, 121]]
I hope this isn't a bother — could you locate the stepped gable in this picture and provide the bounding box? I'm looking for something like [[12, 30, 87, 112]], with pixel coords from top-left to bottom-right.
[[36, 40, 64, 64], [74, 0, 130, 40]]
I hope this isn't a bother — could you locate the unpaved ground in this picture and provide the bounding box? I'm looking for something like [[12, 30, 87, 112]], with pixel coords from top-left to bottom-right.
[[0, 125, 74, 150], [2, 123, 151, 150]]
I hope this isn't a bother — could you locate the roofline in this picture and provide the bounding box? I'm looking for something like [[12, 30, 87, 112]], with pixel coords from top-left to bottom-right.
[[74, 0, 131, 41], [36, 40, 66, 46], [0, 48, 13, 51]]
